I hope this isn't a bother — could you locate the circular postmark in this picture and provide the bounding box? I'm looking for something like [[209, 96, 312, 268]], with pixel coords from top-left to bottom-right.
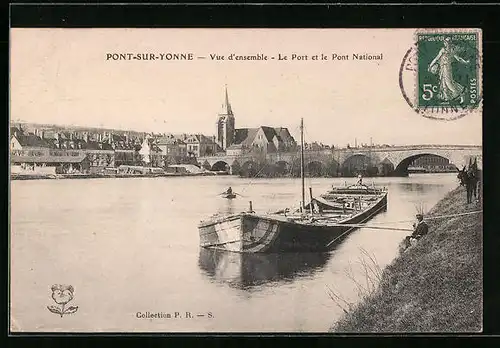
[[399, 31, 482, 121]]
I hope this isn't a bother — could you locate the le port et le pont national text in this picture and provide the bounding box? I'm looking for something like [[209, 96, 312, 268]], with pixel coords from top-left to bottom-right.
[[105, 52, 384, 61]]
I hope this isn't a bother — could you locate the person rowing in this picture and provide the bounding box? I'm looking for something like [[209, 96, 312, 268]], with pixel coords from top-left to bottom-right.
[[219, 187, 246, 198]]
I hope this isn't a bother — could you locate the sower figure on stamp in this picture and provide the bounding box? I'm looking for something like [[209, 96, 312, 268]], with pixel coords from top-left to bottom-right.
[[428, 37, 470, 103], [428, 37, 469, 101]]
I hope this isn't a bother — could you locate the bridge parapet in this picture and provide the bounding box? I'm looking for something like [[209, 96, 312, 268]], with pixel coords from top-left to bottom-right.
[[198, 145, 482, 172], [333, 145, 481, 153]]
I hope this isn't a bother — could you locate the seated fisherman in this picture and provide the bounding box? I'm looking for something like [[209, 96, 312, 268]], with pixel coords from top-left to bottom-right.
[[226, 187, 233, 195], [405, 213, 429, 247]]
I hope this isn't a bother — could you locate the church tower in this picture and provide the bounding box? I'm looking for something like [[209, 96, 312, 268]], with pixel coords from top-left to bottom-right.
[[216, 85, 235, 150]]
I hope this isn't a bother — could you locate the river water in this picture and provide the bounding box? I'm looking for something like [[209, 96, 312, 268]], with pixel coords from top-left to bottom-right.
[[10, 173, 457, 332]]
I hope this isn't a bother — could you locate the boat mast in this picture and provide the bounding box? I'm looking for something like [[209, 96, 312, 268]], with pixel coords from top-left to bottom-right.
[[300, 118, 305, 210]]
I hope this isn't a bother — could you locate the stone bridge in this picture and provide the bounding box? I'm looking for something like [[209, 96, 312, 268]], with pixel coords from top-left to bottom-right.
[[198, 145, 482, 176]]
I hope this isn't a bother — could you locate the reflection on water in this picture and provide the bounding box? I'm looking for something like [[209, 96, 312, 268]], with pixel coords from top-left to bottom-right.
[[222, 198, 237, 215], [198, 248, 331, 289]]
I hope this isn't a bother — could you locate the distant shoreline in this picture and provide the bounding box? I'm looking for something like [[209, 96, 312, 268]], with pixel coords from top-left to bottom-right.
[[10, 172, 218, 181], [10, 170, 458, 181]]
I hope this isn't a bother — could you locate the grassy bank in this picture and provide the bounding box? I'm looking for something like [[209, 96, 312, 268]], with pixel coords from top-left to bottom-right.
[[331, 186, 482, 332]]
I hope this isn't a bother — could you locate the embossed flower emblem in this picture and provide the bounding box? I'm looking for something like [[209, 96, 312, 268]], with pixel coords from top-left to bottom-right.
[[47, 284, 79, 317]]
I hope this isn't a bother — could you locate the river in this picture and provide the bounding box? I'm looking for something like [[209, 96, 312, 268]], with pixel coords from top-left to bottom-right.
[[10, 173, 458, 332]]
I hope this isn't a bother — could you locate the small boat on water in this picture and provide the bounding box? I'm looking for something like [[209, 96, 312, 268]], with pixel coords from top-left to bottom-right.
[[198, 119, 388, 253], [220, 187, 238, 199]]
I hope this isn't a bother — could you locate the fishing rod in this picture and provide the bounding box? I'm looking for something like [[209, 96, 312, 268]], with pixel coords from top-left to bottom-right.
[[326, 223, 413, 232], [322, 210, 482, 231], [349, 210, 482, 225], [424, 210, 482, 220]]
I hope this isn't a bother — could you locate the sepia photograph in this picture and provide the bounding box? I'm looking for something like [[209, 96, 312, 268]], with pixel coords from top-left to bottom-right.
[[9, 28, 482, 333]]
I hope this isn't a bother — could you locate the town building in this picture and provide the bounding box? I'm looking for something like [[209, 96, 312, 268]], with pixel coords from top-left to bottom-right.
[[185, 134, 219, 158], [10, 127, 91, 174], [9, 126, 139, 174], [108, 132, 141, 167], [155, 135, 188, 165], [139, 136, 163, 167]]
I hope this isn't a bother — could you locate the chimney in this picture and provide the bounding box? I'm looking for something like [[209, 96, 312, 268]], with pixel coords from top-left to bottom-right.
[[83, 132, 89, 143], [40, 130, 45, 139], [34, 129, 39, 137], [109, 132, 113, 145]]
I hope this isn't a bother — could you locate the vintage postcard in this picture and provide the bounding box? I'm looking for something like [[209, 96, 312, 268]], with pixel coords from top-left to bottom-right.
[[9, 28, 482, 333]]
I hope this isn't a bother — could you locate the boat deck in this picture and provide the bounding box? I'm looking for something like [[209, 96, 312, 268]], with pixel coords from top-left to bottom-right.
[[204, 192, 385, 227]]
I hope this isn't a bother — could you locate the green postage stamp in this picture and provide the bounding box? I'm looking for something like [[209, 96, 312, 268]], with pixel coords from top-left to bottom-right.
[[415, 29, 482, 117]]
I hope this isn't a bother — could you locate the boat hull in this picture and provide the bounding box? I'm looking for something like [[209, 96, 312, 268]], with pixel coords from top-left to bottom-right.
[[199, 193, 387, 253]]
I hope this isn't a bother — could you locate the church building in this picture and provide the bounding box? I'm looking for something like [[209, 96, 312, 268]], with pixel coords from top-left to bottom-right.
[[215, 86, 297, 156]]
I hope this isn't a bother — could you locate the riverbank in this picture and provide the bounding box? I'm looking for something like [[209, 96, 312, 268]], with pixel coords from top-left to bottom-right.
[[10, 172, 218, 180], [331, 185, 482, 332]]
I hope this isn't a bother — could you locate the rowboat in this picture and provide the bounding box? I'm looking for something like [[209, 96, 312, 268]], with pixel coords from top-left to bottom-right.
[[198, 119, 388, 253], [222, 193, 237, 199]]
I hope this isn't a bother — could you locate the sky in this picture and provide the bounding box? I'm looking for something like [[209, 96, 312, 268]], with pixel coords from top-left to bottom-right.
[[10, 28, 482, 147]]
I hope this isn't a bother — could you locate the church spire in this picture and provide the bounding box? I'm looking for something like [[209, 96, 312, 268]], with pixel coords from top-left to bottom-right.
[[217, 84, 235, 151], [222, 84, 233, 116]]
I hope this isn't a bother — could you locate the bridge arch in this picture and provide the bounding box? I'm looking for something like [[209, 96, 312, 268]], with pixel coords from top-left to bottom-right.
[[239, 160, 259, 177], [378, 158, 395, 176], [306, 160, 325, 177], [211, 160, 230, 172], [201, 160, 211, 170], [394, 153, 457, 175], [275, 160, 292, 176], [341, 154, 379, 176], [230, 160, 241, 176], [285, 158, 338, 177], [325, 159, 340, 177]]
